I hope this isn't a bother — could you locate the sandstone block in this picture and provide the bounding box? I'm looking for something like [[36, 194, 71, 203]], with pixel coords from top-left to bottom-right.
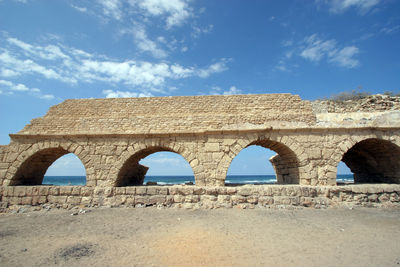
[[125, 197, 135, 206], [185, 195, 200, 203], [237, 186, 254, 196], [173, 195, 185, 203], [21, 196, 32, 205], [258, 196, 274, 206], [14, 187, 27, 197], [115, 187, 126, 195], [149, 195, 166, 205], [8, 196, 21, 205], [39, 187, 49, 195], [104, 187, 114, 197], [81, 196, 92, 206], [67, 196, 81, 205], [147, 186, 168, 195], [49, 187, 60, 196], [32, 195, 47, 205], [205, 187, 218, 196], [125, 187, 136, 195], [205, 143, 220, 152], [3, 186, 14, 197], [231, 195, 246, 204], [60, 187, 73, 195], [193, 187, 206, 195], [200, 195, 217, 202], [226, 187, 237, 195], [48, 195, 67, 204], [246, 196, 258, 204], [81, 187, 93, 196], [136, 187, 147, 195]]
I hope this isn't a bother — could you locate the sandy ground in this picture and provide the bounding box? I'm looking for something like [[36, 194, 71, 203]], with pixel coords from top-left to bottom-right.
[[0, 207, 400, 267]]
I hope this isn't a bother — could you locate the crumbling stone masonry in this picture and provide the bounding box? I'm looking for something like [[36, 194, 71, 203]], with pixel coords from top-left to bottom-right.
[[1, 93, 400, 209]]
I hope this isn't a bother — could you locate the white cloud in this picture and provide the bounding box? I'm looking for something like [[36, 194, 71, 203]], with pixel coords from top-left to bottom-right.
[[71, 5, 88, 13], [0, 68, 19, 77], [1, 34, 229, 96], [131, 25, 168, 58], [300, 34, 336, 62], [326, 0, 380, 14], [192, 24, 213, 38], [0, 79, 54, 99], [223, 86, 242, 95], [210, 86, 243, 95], [7, 37, 69, 60], [329, 46, 360, 68], [102, 89, 153, 98], [281, 40, 293, 47], [39, 94, 55, 100], [0, 51, 72, 83], [381, 25, 400, 34], [137, 0, 192, 28], [141, 156, 181, 165], [97, 0, 123, 20], [197, 60, 230, 78], [300, 34, 359, 68]]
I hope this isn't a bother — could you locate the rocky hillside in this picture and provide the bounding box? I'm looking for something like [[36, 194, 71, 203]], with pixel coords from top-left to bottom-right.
[[312, 94, 400, 113]]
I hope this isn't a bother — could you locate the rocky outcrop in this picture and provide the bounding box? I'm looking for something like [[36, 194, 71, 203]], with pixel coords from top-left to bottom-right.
[[312, 94, 400, 113]]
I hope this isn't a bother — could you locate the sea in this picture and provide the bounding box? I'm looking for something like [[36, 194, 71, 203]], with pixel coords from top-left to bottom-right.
[[42, 174, 354, 186]]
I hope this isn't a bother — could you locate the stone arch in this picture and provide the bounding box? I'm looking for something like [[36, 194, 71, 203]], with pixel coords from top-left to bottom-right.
[[221, 136, 302, 185], [115, 145, 196, 186], [7, 143, 88, 186], [334, 138, 400, 184]]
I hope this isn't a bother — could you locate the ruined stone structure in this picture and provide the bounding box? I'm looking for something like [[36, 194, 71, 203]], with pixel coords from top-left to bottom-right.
[[1, 93, 400, 209]]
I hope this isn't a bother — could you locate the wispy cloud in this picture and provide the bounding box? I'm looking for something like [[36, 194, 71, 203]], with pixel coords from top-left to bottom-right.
[[191, 24, 214, 38], [102, 89, 153, 98], [300, 34, 359, 68], [197, 59, 230, 78], [123, 24, 168, 58], [0, 79, 55, 99], [71, 5, 88, 13], [381, 25, 400, 34], [137, 0, 192, 29], [320, 0, 381, 14], [210, 86, 243, 95], [300, 35, 337, 62], [0, 34, 230, 96], [97, 0, 123, 20], [92, 0, 192, 28], [275, 33, 360, 71], [329, 46, 360, 68]]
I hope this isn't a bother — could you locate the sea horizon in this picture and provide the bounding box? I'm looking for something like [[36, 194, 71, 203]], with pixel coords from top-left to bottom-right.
[[42, 174, 354, 186]]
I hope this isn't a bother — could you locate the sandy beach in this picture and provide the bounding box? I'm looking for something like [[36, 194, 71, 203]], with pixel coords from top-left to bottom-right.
[[1, 207, 400, 266]]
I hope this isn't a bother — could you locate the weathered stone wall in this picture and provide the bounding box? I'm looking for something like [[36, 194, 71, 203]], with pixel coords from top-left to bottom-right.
[[1, 93, 400, 210], [1, 128, 399, 187], [1, 184, 399, 210], [18, 94, 316, 135]]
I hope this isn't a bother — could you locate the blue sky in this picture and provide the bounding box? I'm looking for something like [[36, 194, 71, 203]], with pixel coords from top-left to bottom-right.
[[1, 0, 399, 176]]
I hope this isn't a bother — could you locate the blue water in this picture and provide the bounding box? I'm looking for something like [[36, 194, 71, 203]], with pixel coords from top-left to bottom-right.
[[43, 174, 354, 186]]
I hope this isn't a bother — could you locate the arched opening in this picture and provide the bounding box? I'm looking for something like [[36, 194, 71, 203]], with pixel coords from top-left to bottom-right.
[[339, 138, 400, 184], [42, 153, 86, 186], [10, 147, 86, 186], [226, 140, 300, 185], [226, 145, 277, 184], [116, 147, 195, 186], [336, 161, 354, 184]]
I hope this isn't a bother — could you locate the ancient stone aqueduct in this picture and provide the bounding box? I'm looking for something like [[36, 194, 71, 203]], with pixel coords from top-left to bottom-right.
[[1, 94, 400, 209]]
